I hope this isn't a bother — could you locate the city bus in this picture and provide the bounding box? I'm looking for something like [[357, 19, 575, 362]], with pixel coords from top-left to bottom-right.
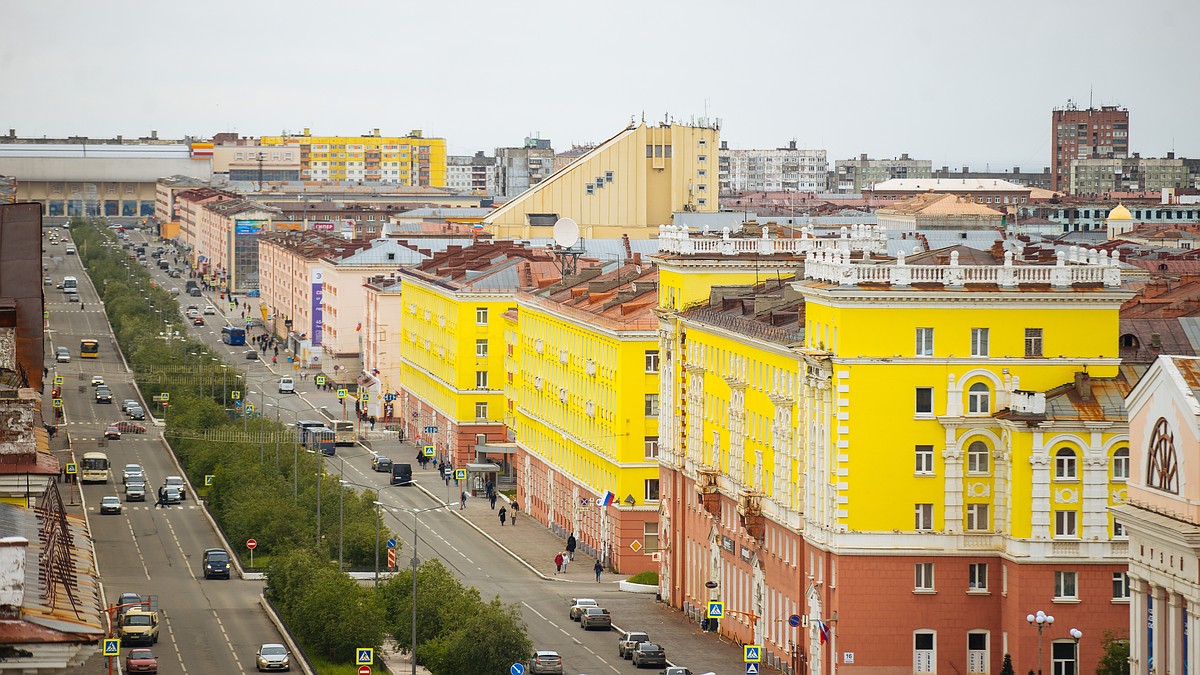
[[220, 326, 246, 346], [80, 452, 110, 483], [79, 339, 99, 358], [62, 276, 78, 293], [300, 426, 336, 456], [331, 420, 355, 446]]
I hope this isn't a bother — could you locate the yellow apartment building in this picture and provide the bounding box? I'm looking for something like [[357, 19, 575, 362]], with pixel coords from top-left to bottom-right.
[[509, 262, 661, 573], [482, 120, 721, 240], [261, 129, 446, 187]]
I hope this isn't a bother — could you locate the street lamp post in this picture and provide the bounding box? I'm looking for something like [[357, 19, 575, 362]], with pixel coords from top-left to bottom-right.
[[1069, 628, 1082, 675], [307, 449, 322, 552], [405, 502, 452, 675], [337, 457, 346, 570], [1026, 610, 1055, 675]]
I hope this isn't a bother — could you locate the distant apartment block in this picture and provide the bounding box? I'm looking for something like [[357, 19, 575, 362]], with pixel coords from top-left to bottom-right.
[[1071, 153, 1191, 195], [833, 153, 932, 193], [495, 137, 555, 198], [932, 165, 1053, 191], [718, 140, 826, 194], [260, 128, 446, 187], [1051, 101, 1129, 192], [210, 135, 302, 183], [446, 151, 497, 195], [554, 144, 596, 172]]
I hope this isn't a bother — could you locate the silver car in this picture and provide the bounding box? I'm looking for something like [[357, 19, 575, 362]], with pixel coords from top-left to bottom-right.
[[255, 643, 290, 671]]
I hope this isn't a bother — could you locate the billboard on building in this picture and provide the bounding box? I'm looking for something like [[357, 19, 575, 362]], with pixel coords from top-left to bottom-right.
[[235, 219, 264, 235], [311, 268, 324, 346], [312, 221, 335, 231]]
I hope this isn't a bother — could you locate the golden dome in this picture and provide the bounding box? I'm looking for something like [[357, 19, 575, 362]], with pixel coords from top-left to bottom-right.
[[1107, 203, 1133, 221]]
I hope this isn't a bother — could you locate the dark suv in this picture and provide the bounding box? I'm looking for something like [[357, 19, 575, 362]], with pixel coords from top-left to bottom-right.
[[203, 548, 230, 579]]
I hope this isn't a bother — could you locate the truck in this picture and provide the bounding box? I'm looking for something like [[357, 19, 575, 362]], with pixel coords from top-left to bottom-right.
[[117, 596, 160, 646]]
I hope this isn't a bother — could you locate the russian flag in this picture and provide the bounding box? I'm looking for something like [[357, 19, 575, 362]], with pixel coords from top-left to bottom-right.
[[817, 619, 830, 644], [599, 491, 614, 507]]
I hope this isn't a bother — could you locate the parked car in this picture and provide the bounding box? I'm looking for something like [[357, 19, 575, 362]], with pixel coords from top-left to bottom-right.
[[100, 496, 123, 514], [580, 607, 612, 630], [618, 631, 651, 658], [569, 598, 598, 621], [44, 276, 52, 285], [631, 643, 666, 668], [164, 475, 186, 500], [113, 421, 147, 434], [255, 643, 291, 672], [659, 668, 695, 675], [104, 426, 121, 440], [122, 464, 144, 484], [371, 455, 393, 472], [115, 593, 146, 620], [529, 650, 563, 675], [125, 648, 158, 673]]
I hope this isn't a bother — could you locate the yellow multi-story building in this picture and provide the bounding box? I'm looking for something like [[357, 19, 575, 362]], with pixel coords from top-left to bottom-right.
[[395, 242, 562, 467], [654, 227, 1135, 675], [509, 262, 661, 573], [482, 120, 721, 240], [261, 128, 446, 187]]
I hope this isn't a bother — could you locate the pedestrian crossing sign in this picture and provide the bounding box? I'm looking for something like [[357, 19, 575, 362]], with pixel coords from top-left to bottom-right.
[[356, 647, 373, 665], [161, 392, 169, 402], [66, 463, 77, 475], [54, 376, 63, 386], [231, 390, 241, 400], [52, 398, 62, 408], [455, 468, 466, 481], [246, 404, 255, 414], [423, 446, 434, 457], [744, 645, 762, 663], [707, 601, 724, 619], [103, 638, 120, 656], [337, 388, 348, 399], [745, 664, 760, 674], [205, 475, 214, 486], [316, 375, 326, 386]]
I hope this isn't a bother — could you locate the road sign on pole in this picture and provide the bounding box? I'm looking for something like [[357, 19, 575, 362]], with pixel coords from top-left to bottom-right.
[[231, 390, 241, 400], [510, 663, 526, 675], [246, 539, 257, 550], [386, 539, 397, 549], [387, 548, 396, 569], [336, 388, 348, 399], [54, 375, 64, 386], [746, 664, 760, 674], [423, 446, 434, 457], [66, 463, 77, 475], [204, 475, 214, 486], [356, 648, 374, 665], [315, 375, 326, 386], [788, 614, 801, 628], [455, 468, 466, 481], [744, 645, 762, 662], [160, 392, 169, 402], [707, 601, 725, 619], [358, 667, 371, 675], [103, 638, 120, 656]]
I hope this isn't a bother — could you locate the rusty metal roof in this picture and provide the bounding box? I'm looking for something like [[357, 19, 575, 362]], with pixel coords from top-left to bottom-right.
[[1042, 375, 1131, 421]]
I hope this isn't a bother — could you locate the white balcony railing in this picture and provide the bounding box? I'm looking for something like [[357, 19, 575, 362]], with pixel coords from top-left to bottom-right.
[[657, 224, 889, 257]]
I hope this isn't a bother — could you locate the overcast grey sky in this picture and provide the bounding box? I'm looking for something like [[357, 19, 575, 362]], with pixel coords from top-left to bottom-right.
[[3, 0, 1196, 171]]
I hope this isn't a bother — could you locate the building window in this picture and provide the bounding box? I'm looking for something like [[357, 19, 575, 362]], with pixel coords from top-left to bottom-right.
[[474, 402, 488, 420], [966, 504, 990, 532], [915, 445, 934, 474], [1112, 572, 1130, 600], [971, 328, 989, 357], [1054, 570, 1078, 599], [476, 339, 489, 358], [645, 479, 660, 502], [1112, 448, 1129, 481], [645, 394, 659, 417], [968, 563, 988, 591], [967, 383, 991, 414], [475, 371, 488, 389], [644, 437, 659, 459], [1025, 328, 1044, 357], [644, 521, 659, 553], [1055, 448, 1078, 479], [915, 327, 934, 356], [1051, 642, 1078, 674], [645, 350, 660, 373], [915, 504, 933, 531], [915, 387, 934, 415], [698, 154, 707, 162], [1054, 510, 1078, 538], [914, 631, 936, 674], [966, 441, 989, 474], [967, 632, 989, 673], [476, 307, 489, 325], [914, 563, 934, 591]]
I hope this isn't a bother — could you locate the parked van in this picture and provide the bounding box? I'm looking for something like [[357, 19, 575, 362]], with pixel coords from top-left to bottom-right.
[[278, 377, 295, 394], [391, 463, 413, 486]]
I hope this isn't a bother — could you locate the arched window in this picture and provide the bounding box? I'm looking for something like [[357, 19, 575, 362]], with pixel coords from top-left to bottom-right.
[[1119, 334, 1140, 348], [967, 441, 990, 475], [1055, 448, 1077, 480], [968, 382, 991, 414], [1112, 448, 1129, 481]]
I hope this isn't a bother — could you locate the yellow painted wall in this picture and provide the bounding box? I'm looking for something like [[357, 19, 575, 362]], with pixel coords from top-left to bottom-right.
[[261, 133, 447, 188], [657, 266, 798, 312]]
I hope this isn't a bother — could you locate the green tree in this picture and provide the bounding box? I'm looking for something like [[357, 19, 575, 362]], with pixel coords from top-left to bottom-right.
[[1000, 653, 1014, 675], [1095, 630, 1130, 675], [381, 559, 479, 651], [419, 597, 533, 675]]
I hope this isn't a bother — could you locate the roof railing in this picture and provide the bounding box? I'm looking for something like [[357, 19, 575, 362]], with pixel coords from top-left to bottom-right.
[[657, 223, 888, 257]]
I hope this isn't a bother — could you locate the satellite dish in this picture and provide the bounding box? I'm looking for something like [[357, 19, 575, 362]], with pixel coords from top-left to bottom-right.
[[552, 218, 580, 248]]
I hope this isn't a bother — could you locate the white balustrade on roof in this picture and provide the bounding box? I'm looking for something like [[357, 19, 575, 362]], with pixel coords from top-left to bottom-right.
[[657, 223, 888, 257], [803, 247, 1122, 289]]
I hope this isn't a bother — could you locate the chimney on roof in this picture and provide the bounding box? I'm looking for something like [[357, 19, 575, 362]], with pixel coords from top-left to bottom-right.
[[0, 537, 28, 619], [860, 153, 868, 161], [1074, 372, 1092, 401], [150, 130, 158, 140], [0, 391, 38, 456]]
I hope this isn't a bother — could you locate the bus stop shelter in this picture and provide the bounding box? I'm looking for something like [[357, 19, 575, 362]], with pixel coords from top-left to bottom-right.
[[465, 463, 501, 497]]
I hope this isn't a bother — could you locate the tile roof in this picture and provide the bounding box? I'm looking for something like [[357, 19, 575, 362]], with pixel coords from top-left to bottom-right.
[[526, 265, 659, 331], [877, 193, 1004, 217]]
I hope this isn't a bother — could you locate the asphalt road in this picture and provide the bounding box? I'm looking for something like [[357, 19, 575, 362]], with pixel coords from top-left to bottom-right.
[[46, 227, 284, 675], [75, 225, 724, 675]]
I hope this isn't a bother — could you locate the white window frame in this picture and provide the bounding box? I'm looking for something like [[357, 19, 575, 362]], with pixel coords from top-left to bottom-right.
[[1025, 327, 1044, 357], [474, 401, 488, 420], [915, 387, 934, 415], [1051, 640, 1078, 675], [645, 394, 659, 417], [914, 563, 935, 592], [476, 339, 489, 358], [968, 563, 988, 592], [915, 327, 934, 356], [645, 350, 660, 373], [967, 382, 991, 414], [966, 441, 990, 475], [1112, 516, 1127, 539], [1054, 570, 1078, 599], [1054, 510, 1078, 539], [966, 631, 989, 673], [915, 445, 934, 475], [475, 307, 489, 326], [644, 436, 660, 459], [1055, 449, 1078, 480], [914, 630, 936, 674], [1112, 572, 1130, 600], [1112, 448, 1129, 481], [475, 371, 488, 389], [971, 328, 989, 357], [966, 504, 990, 532], [644, 479, 660, 502], [915, 503, 933, 531]]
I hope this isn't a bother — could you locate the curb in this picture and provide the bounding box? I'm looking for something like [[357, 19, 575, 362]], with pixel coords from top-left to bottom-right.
[[257, 594, 316, 675]]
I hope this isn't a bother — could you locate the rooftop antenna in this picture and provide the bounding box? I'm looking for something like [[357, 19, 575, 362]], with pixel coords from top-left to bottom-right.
[[1089, 85, 1093, 109], [551, 217, 582, 276]]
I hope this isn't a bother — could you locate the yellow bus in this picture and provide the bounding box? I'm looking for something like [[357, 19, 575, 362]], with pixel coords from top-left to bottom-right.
[[80, 452, 110, 483], [332, 420, 355, 446], [80, 339, 99, 358]]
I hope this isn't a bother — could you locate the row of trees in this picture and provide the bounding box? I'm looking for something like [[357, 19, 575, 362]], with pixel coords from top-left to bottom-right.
[[74, 219, 534, 672]]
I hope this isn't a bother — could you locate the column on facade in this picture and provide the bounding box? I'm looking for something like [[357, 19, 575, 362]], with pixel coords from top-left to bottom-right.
[[1029, 432, 1051, 537], [1152, 584, 1167, 675], [1189, 599, 1200, 675], [994, 444, 1011, 534], [771, 396, 795, 511], [1129, 574, 1149, 674], [729, 383, 747, 484], [1081, 432, 1109, 540], [943, 427, 964, 533], [685, 365, 706, 467], [1168, 591, 1184, 675]]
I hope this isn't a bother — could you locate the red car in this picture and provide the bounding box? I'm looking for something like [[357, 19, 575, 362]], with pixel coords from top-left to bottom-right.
[[125, 648, 158, 673], [110, 421, 147, 434], [192, 316, 205, 326]]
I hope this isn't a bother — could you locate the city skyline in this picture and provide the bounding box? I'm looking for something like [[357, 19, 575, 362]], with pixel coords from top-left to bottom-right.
[[3, 0, 1197, 171]]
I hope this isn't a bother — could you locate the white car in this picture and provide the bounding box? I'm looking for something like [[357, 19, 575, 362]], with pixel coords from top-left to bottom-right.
[[203, 305, 216, 315], [164, 475, 186, 501], [569, 598, 599, 621], [100, 496, 122, 515]]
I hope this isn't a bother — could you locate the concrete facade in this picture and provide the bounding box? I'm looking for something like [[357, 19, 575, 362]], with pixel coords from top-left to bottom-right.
[[833, 153, 932, 193], [719, 141, 827, 195], [1052, 103, 1130, 193]]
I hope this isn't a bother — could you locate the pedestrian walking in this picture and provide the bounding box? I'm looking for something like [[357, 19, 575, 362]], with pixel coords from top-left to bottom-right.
[[369, 415, 376, 430], [489, 492, 497, 510], [510, 500, 519, 525], [566, 533, 577, 561], [272, 355, 277, 365], [460, 491, 467, 509], [594, 560, 603, 583], [555, 552, 564, 574], [499, 506, 507, 526]]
